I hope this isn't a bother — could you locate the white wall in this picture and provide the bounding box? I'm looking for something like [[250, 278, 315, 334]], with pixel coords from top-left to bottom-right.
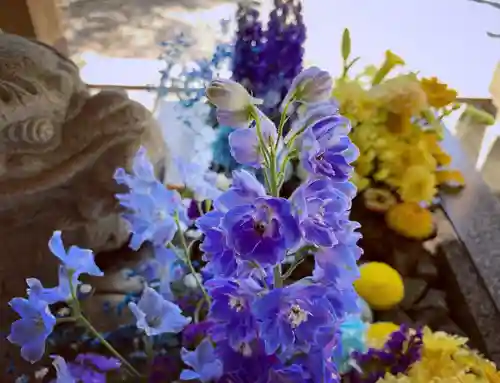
[[303, 0, 500, 98]]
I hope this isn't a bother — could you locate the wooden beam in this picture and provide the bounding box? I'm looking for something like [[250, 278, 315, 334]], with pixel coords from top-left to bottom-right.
[[0, 0, 68, 55]]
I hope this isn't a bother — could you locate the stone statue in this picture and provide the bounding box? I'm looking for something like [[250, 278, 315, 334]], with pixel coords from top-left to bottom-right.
[[0, 33, 167, 378]]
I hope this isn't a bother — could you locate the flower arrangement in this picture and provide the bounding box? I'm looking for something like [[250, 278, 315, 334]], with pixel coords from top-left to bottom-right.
[[332, 29, 465, 239], [212, 0, 306, 174], [7, 67, 364, 382]]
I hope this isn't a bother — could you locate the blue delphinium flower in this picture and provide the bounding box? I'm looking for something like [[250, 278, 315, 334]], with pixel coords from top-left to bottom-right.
[[300, 120, 359, 182], [48, 231, 103, 278], [115, 147, 188, 250], [128, 286, 191, 336], [205, 278, 261, 349], [215, 169, 266, 212], [51, 355, 76, 383], [291, 177, 352, 247], [228, 111, 277, 168], [180, 338, 223, 382], [252, 284, 337, 357], [8, 296, 56, 363], [332, 316, 367, 374], [114, 146, 158, 194], [221, 196, 301, 267], [26, 265, 77, 304], [174, 157, 222, 201]]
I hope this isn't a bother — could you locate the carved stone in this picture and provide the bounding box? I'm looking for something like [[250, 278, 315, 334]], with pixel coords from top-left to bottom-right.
[[0, 33, 167, 378]]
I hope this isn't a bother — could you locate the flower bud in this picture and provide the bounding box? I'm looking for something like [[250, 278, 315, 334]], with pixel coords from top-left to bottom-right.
[[206, 79, 263, 128], [281, 67, 333, 113], [206, 79, 262, 111]]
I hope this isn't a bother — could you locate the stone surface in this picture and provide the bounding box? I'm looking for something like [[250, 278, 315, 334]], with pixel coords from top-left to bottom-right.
[[413, 289, 448, 313], [415, 254, 439, 284], [0, 33, 167, 377], [400, 278, 428, 310]]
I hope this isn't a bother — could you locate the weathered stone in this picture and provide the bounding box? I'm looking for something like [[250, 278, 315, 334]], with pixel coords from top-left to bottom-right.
[[0, 33, 167, 376], [411, 308, 449, 328], [413, 289, 448, 313], [401, 278, 428, 310], [376, 307, 414, 326], [391, 248, 419, 277], [438, 318, 468, 337], [416, 254, 439, 284]]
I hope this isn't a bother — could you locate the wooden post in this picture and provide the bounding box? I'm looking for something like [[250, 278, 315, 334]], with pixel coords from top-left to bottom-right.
[[0, 0, 68, 55]]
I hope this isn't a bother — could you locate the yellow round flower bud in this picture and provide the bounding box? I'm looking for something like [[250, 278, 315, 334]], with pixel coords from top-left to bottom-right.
[[366, 322, 400, 349], [385, 202, 435, 240], [354, 262, 404, 310]]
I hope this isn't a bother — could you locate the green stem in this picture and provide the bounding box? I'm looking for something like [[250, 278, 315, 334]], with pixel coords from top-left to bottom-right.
[[276, 101, 291, 151], [79, 315, 142, 377], [56, 317, 77, 325], [273, 266, 283, 288], [174, 213, 212, 306], [66, 270, 141, 378]]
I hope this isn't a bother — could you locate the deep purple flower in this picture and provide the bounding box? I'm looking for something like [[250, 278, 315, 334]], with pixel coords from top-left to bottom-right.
[[291, 178, 351, 247], [216, 339, 283, 383], [293, 346, 342, 383], [214, 169, 266, 212], [8, 296, 56, 363], [222, 197, 301, 267], [351, 325, 424, 383], [266, 364, 307, 383], [66, 353, 121, 383], [183, 321, 214, 349], [205, 278, 261, 349], [252, 284, 337, 357]]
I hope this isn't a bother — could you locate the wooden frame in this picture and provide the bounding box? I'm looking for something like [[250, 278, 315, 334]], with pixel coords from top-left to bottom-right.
[[0, 0, 68, 55]]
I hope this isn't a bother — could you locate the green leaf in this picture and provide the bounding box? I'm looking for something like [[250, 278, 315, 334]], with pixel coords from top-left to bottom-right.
[[345, 57, 361, 72], [341, 28, 351, 61]]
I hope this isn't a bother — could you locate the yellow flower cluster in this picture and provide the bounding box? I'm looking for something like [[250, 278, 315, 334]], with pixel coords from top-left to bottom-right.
[[333, 31, 465, 239], [367, 326, 500, 383]]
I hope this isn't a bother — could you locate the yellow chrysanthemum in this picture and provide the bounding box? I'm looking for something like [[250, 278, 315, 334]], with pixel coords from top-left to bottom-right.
[[354, 262, 404, 310], [352, 172, 371, 192], [372, 74, 428, 116], [366, 322, 400, 349], [333, 79, 379, 123], [436, 170, 465, 187], [363, 187, 397, 213], [398, 165, 437, 204], [355, 151, 376, 176], [385, 202, 435, 240], [421, 77, 458, 109], [422, 327, 468, 355]]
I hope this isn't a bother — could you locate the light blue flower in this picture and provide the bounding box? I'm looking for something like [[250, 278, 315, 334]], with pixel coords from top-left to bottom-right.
[[26, 265, 78, 304], [51, 355, 76, 383], [180, 338, 223, 382], [8, 296, 56, 363], [119, 184, 182, 250], [332, 316, 367, 374], [48, 231, 103, 278], [174, 157, 222, 201], [113, 146, 158, 194], [128, 286, 191, 336]]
